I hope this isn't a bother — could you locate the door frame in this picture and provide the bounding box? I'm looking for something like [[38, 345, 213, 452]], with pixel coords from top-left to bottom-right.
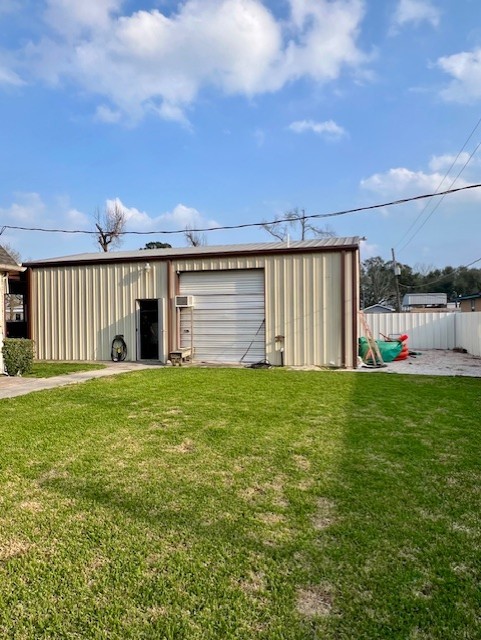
[[136, 298, 166, 362]]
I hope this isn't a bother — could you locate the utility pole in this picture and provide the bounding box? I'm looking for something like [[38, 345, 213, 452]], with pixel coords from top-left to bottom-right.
[[391, 248, 402, 312]]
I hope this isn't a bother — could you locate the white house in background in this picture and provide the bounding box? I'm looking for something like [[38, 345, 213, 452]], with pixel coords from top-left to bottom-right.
[[24, 238, 361, 368], [0, 245, 26, 371]]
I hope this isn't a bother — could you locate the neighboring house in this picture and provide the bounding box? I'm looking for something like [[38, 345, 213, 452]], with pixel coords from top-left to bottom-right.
[[0, 245, 26, 371], [24, 238, 361, 368], [363, 303, 394, 314], [402, 292, 448, 312], [457, 293, 481, 312]]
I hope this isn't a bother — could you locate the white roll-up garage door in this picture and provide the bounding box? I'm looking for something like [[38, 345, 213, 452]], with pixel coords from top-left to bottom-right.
[[179, 270, 265, 363]]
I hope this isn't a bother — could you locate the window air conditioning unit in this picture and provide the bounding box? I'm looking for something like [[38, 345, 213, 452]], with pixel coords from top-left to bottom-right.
[[175, 295, 194, 308]]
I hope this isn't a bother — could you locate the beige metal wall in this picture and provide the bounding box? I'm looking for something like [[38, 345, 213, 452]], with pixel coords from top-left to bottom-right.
[[173, 249, 359, 368], [30, 248, 359, 366], [0, 273, 5, 371], [31, 262, 168, 361]]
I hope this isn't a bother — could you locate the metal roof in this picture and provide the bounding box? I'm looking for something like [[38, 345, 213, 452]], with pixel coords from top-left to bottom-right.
[[457, 292, 481, 301], [363, 303, 394, 312], [402, 292, 447, 306], [24, 237, 361, 267]]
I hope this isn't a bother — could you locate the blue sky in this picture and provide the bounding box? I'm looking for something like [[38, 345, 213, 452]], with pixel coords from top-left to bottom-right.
[[1, 0, 481, 268]]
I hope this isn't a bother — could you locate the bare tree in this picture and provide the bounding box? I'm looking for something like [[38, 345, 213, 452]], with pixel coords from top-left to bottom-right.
[[262, 208, 334, 241], [184, 225, 207, 247], [95, 202, 126, 252]]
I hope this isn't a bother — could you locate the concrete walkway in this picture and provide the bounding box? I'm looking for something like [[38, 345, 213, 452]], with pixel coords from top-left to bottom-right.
[[0, 362, 159, 400]]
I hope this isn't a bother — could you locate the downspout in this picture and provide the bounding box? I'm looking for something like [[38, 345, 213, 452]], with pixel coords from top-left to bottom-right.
[[340, 251, 346, 368], [352, 249, 360, 369], [26, 268, 33, 341], [167, 260, 174, 355], [0, 274, 5, 373]]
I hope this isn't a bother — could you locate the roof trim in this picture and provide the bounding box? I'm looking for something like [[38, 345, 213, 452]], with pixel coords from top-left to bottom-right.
[[457, 292, 481, 301], [24, 238, 361, 269], [0, 263, 26, 273], [362, 303, 394, 311]]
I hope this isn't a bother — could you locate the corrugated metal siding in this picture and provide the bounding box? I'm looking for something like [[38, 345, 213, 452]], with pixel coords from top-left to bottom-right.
[[32, 262, 168, 361], [174, 251, 354, 368], [0, 274, 4, 371], [179, 270, 265, 363], [264, 253, 343, 368], [31, 248, 358, 367], [174, 257, 265, 272], [403, 293, 447, 307]]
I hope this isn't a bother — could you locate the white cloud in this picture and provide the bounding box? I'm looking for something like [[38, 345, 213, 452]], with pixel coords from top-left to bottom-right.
[[437, 48, 481, 103], [160, 204, 219, 230], [65, 207, 89, 227], [11, 0, 367, 124], [288, 118, 347, 139], [0, 64, 24, 86], [95, 104, 122, 124], [362, 167, 447, 196], [391, 0, 440, 31], [44, 0, 123, 37], [361, 164, 481, 203], [360, 239, 378, 259], [107, 198, 220, 234], [0, 192, 46, 222], [428, 152, 474, 173]]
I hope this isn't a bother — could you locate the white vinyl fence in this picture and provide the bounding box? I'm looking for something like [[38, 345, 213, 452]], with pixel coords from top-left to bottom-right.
[[456, 312, 481, 356], [360, 312, 481, 357]]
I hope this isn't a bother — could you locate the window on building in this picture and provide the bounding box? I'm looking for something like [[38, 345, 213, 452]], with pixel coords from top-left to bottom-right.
[[5, 293, 24, 321]]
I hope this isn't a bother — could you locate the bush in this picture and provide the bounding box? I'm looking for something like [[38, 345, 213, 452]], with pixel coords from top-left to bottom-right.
[[2, 338, 34, 376]]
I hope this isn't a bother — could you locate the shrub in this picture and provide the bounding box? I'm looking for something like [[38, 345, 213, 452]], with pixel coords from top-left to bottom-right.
[[2, 338, 34, 376]]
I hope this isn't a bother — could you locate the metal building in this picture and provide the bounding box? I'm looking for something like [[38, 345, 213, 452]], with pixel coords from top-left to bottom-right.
[[24, 238, 361, 368], [402, 293, 448, 310]]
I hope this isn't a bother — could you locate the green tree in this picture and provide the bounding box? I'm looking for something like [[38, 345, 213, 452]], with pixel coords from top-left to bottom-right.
[[361, 257, 396, 308], [141, 241, 172, 249]]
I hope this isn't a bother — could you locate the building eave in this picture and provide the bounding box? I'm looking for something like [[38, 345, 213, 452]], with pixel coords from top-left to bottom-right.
[[0, 263, 26, 273], [24, 238, 361, 269]]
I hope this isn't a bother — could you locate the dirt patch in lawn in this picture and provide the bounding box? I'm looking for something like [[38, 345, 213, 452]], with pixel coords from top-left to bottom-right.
[[297, 585, 333, 618], [355, 349, 481, 377], [313, 497, 336, 530], [0, 539, 32, 561]]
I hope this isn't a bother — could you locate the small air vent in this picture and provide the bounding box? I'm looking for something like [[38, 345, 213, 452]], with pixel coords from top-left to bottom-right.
[[175, 295, 194, 308]]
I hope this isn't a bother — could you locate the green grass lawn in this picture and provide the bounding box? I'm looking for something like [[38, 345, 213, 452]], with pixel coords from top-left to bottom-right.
[[26, 362, 106, 378], [1, 368, 480, 639]]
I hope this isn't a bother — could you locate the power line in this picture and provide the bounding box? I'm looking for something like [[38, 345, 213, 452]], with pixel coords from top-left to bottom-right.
[[397, 141, 481, 254], [1, 183, 481, 237], [395, 115, 481, 254]]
